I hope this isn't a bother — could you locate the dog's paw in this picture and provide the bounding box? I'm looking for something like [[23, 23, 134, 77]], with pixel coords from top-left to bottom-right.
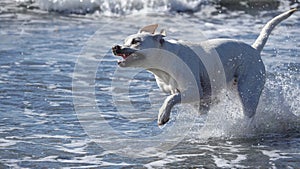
[[158, 116, 170, 126], [158, 106, 171, 126]]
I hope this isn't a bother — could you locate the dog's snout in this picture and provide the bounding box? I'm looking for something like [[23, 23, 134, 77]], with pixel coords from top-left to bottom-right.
[[113, 45, 121, 50], [112, 45, 121, 55]]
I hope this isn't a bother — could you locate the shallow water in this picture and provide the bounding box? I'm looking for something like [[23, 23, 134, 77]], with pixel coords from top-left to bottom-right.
[[1, 0, 300, 168]]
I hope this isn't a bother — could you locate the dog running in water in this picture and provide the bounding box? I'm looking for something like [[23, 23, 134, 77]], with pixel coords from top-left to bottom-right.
[[112, 9, 297, 125]]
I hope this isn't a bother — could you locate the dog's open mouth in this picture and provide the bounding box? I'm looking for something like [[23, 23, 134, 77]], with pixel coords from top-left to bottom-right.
[[116, 53, 132, 65], [112, 46, 136, 65], [116, 53, 130, 60]]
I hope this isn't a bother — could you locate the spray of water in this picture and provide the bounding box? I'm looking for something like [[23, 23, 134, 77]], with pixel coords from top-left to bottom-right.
[[189, 72, 300, 142]]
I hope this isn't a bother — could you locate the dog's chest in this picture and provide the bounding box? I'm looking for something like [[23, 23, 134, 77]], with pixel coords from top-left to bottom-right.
[[155, 75, 178, 94], [148, 69, 178, 94]]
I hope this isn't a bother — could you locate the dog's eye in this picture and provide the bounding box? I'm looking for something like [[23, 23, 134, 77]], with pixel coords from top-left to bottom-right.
[[131, 38, 141, 45]]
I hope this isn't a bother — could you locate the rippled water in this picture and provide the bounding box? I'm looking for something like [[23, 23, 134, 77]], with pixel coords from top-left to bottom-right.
[[1, 0, 300, 168]]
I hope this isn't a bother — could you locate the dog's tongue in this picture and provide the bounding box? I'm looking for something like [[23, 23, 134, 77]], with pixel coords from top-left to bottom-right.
[[117, 53, 128, 59]]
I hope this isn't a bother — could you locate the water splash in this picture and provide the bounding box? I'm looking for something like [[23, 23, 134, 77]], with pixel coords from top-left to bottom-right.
[[189, 71, 300, 141]]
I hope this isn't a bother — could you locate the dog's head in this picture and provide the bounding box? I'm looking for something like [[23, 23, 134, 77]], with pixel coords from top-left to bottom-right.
[[112, 24, 166, 67]]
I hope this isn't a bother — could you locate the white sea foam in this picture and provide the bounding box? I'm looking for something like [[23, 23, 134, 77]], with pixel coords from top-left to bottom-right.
[[212, 154, 247, 168], [261, 150, 291, 162], [16, 0, 205, 15]]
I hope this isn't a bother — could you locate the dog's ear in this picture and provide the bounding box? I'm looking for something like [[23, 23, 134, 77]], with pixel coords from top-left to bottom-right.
[[139, 24, 158, 34], [160, 29, 167, 37]]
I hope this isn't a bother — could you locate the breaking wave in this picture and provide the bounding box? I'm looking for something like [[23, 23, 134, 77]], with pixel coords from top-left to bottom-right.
[[16, 0, 206, 15], [16, 0, 296, 16]]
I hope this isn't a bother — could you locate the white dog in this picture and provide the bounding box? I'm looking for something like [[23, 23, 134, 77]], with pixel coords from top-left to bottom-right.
[[112, 9, 297, 125]]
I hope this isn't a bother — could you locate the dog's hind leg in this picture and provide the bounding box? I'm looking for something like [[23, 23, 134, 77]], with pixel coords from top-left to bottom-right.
[[237, 68, 265, 118]]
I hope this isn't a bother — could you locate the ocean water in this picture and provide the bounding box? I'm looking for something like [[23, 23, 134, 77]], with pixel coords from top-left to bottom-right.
[[1, 0, 300, 168]]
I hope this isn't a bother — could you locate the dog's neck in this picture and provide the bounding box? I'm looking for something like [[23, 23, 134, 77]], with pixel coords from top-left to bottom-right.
[[161, 39, 182, 55]]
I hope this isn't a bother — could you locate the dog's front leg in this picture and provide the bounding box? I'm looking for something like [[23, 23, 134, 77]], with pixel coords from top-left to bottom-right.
[[157, 87, 201, 125], [158, 93, 181, 125]]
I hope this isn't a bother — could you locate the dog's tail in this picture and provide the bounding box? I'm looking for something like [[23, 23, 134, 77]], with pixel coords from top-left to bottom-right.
[[252, 8, 297, 53]]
